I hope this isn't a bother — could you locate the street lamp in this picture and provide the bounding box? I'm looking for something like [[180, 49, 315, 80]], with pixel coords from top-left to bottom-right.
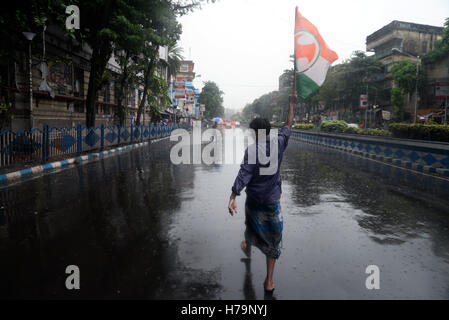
[[392, 48, 420, 124], [23, 32, 36, 129]]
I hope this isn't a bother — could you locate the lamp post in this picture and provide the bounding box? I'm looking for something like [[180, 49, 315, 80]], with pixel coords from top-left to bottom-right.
[[193, 74, 202, 120], [23, 32, 36, 129], [445, 96, 448, 126], [391, 48, 420, 124]]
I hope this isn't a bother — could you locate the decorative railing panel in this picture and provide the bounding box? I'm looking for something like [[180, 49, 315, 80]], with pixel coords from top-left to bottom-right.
[[0, 123, 188, 169]]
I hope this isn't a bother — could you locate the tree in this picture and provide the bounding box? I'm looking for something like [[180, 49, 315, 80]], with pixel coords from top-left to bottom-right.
[[391, 87, 405, 121], [391, 59, 422, 95], [199, 81, 224, 118], [423, 17, 449, 64], [168, 43, 184, 79], [59, 0, 207, 127], [310, 51, 384, 122], [390, 59, 423, 122]]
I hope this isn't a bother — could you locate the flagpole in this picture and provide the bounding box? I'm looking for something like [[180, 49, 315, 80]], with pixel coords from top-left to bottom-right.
[[293, 67, 297, 94], [293, 7, 297, 97]]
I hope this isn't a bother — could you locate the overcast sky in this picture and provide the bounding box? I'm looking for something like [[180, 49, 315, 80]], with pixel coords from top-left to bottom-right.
[[178, 0, 449, 111]]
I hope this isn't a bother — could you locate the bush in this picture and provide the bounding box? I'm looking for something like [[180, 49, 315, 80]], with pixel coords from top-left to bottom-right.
[[293, 124, 314, 130], [344, 127, 360, 134], [389, 123, 449, 142], [320, 120, 348, 133], [360, 129, 391, 137], [343, 127, 391, 137]]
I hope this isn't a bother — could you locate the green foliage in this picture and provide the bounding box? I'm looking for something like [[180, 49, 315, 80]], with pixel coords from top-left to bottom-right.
[[168, 44, 184, 78], [391, 87, 405, 122], [320, 120, 348, 133], [423, 18, 449, 64], [199, 81, 224, 118], [293, 124, 314, 130], [313, 51, 384, 115], [242, 91, 279, 121], [271, 123, 314, 130], [389, 123, 449, 142], [391, 60, 422, 95], [343, 127, 391, 137]]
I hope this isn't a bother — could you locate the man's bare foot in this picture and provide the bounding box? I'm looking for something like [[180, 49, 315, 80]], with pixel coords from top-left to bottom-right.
[[241, 241, 251, 259], [264, 279, 275, 292]]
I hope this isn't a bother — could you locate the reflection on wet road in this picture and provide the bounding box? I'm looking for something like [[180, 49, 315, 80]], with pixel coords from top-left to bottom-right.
[[1, 131, 449, 299]]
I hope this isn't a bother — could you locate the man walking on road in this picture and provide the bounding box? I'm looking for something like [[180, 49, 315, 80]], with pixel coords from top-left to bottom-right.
[[228, 93, 297, 294]]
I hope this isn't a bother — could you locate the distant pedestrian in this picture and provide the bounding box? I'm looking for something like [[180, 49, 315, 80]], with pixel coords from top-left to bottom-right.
[[228, 93, 297, 295]]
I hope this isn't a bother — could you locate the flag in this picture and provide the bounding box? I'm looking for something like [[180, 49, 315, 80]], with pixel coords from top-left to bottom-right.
[[294, 7, 338, 99]]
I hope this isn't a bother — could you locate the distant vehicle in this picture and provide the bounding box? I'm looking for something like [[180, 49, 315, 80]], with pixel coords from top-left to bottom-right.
[[235, 121, 241, 127], [225, 121, 232, 129], [348, 123, 360, 129]]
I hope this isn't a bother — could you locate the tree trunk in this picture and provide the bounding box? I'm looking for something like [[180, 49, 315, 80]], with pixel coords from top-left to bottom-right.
[[136, 46, 159, 126], [85, 42, 112, 128], [117, 51, 130, 126]]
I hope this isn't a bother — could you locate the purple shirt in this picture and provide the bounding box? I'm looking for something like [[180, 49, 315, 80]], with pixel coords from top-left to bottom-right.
[[232, 127, 291, 205]]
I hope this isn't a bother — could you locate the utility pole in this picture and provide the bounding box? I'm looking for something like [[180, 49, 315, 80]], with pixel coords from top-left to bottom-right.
[[23, 32, 36, 129], [414, 56, 420, 124], [444, 95, 448, 126], [365, 84, 368, 128]]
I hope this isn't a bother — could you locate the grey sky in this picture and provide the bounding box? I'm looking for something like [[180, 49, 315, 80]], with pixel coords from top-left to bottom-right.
[[178, 0, 449, 112]]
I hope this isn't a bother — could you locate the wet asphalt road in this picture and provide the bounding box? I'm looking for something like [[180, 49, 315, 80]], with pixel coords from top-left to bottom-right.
[[1, 130, 449, 300]]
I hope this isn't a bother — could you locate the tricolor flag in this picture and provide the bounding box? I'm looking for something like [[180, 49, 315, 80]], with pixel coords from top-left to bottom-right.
[[294, 7, 338, 99]]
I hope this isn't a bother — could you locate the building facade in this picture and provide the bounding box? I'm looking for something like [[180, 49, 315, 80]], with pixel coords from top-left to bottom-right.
[[0, 24, 170, 131], [366, 20, 445, 119], [171, 60, 200, 119]]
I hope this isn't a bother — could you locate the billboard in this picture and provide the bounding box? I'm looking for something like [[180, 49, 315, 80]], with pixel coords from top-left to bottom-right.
[[436, 82, 449, 99], [360, 95, 368, 109], [199, 104, 206, 112], [318, 101, 325, 111]]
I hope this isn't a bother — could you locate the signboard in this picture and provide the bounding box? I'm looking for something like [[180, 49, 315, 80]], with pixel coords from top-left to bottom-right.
[[436, 82, 449, 99], [199, 104, 206, 112], [382, 111, 392, 121], [187, 105, 193, 112], [186, 89, 194, 97], [360, 95, 368, 109], [318, 101, 325, 111]]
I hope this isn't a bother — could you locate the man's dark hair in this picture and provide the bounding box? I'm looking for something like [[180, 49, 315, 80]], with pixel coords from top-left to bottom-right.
[[250, 118, 271, 137]]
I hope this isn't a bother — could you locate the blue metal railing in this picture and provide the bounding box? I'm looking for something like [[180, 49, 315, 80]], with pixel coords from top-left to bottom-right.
[[0, 123, 189, 169]]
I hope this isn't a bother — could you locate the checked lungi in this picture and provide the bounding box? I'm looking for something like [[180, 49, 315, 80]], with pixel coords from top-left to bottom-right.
[[244, 197, 284, 260]]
